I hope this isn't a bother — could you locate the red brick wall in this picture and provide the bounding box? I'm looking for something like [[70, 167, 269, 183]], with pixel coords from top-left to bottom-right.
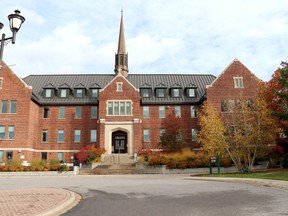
[[206, 60, 259, 111]]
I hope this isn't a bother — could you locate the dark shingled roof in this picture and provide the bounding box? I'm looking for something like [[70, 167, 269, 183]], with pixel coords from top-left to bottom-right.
[[22, 74, 216, 105]]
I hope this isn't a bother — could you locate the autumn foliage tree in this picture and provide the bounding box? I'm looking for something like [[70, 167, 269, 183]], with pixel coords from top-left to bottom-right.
[[76, 145, 105, 163], [198, 95, 278, 173], [158, 111, 188, 152]]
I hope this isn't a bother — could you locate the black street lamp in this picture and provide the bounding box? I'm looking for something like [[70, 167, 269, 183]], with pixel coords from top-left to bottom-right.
[[0, 10, 25, 67]]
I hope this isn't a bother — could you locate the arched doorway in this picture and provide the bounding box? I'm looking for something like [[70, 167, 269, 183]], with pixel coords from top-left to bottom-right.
[[112, 130, 128, 154]]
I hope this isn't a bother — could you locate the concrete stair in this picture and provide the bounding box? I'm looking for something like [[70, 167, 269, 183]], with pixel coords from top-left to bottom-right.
[[79, 154, 142, 175]]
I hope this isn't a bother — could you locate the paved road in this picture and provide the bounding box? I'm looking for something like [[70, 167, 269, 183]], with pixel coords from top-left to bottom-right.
[[1, 174, 287, 216]]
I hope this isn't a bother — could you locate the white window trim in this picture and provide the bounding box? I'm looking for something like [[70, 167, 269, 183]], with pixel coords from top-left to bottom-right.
[[107, 100, 133, 116], [116, 82, 123, 92], [234, 77, 244, 88]]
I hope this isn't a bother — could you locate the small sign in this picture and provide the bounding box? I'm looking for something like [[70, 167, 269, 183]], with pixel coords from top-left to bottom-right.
[[210, 156, 217, 163]]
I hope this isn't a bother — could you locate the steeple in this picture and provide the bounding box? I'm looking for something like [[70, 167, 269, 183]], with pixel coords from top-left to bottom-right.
[[115, 10, 128, 77]]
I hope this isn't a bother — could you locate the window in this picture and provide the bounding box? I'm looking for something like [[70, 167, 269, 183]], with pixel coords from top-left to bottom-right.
[[75, 89, 84, 98], [234, 77, 244, 88], [58, 130, 64, 142], [187, 88, 195, 97], [44, 107, 50, 118], [0, 78, 2, 89], [156, 89, 165, 98], [91, 106, 97, 119], [8, 126, 14, 140], [192, 129, 197, 141], [228, 100, 235, 111], [0, 150, 3, 163], [116, 82, 123, 92], [41, 152, 47, 161], [45, 89, 52, 98], [143, 129, 150, 142], [90, 130, 97, 142], [175, 106, 181, 117], [6, 151, 13, 160], [141, 89, 150, 98], [91, 89, 99, 98], [74, 130, 81, 143], [59, 107, 65, 119], [60, 89, 68, 98], [143, 106, 149, 118], [159, 106, 165, 118], [1, 100, 8, 113], [0, 126, 5, 139], [107, 101, 132, 116], [221, 100, 227, 112], [191, 106, 196, 118], [42, 130, 48, 142], [75, 107, 82, 119], [57, 152, 64, 163], [172, 89, 180, 97], [160, 128, 166, 137], [10, 101, 16, 114]]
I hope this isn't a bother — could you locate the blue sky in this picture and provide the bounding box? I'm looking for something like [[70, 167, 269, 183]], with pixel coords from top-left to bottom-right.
[[1, 0, 288, 81]]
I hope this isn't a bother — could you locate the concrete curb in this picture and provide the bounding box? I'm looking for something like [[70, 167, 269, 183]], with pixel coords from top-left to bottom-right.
[[41, 189, 82, 216], [186, 177, 288, 192]]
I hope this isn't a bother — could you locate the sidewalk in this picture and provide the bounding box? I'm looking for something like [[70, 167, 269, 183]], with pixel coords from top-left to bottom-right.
[[187, 176, 288, 192], [0, 188, 80, 216]]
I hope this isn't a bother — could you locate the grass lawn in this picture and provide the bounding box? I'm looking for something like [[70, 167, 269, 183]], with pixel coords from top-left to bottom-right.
[[200, 169, 288, 181]]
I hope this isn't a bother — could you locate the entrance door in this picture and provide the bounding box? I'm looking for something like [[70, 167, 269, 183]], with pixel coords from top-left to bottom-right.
[[112, 131, 127, 154]]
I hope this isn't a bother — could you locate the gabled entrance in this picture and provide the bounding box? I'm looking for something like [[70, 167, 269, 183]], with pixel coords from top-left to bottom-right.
[[112, 130, 128, 154]]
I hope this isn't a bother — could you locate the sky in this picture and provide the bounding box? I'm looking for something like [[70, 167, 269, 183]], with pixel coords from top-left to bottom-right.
[[1, 0, 288, 81]]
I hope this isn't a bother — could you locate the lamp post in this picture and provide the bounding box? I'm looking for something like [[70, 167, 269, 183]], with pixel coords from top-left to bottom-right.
[[0, 10, 25, 68]]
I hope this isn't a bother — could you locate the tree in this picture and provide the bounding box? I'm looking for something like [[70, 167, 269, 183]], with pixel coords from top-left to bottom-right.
[[198, 102, 228, 156], [198, 96, 278, 173], [158, 111, 188, 152], [223, 96, 278, 172], [76, 145, 105, 163]]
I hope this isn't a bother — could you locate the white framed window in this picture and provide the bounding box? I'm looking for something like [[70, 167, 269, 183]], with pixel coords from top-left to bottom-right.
[[234, 77, 244, 88], [90, 130, 97, 142], [191, 106, 196, 118], [59, 107, 65, 119], [75, 106, 82, 119], [143, 129, 150, 142], [74, 130, 81, 143], [45, 89, 52, 98], [0, 126, 5, 140], [192, 129, 197, 141], [57, 152, 64, 163], [159, 106, 165, 118], [91, 106, 97, 119], [91, 89, 99, 98], [60, 89, 68, 98], [116, 82, 123, 92], [75, 89, 84, 98], [143, 106, 149, 118], [172, 89, 180, 97], [187, 88, 195, 97], [1, 100, 8, 113], [175, 106, 181, 117], [10, 101, 17, 114], [44, 107, 50, 118], [141, 89, 150, 98], [8, 126, 14, 140], [107, 101, 132, 116], [58, 130, 64, 142]]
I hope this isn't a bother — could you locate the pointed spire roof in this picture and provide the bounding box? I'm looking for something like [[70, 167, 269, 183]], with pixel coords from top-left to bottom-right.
[[117, 9, 126, 54]]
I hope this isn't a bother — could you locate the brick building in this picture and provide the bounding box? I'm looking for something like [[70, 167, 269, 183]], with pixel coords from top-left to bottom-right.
[[0, 13, 259, 164]]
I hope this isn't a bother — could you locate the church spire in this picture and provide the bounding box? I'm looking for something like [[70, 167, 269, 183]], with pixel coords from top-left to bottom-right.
[[115, 9, 128, 77]]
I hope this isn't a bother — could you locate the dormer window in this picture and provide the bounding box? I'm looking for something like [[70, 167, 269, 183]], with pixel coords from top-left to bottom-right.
[[187, 88, 195, 97], [45, 89, 52, 98], [60, 89, 68, 98], [141, 88, 151, 98], [90, 89, 99, 98], [156, 88, 166, 98], [75, 89, 85, 98], [171, 88, 182, 97]]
